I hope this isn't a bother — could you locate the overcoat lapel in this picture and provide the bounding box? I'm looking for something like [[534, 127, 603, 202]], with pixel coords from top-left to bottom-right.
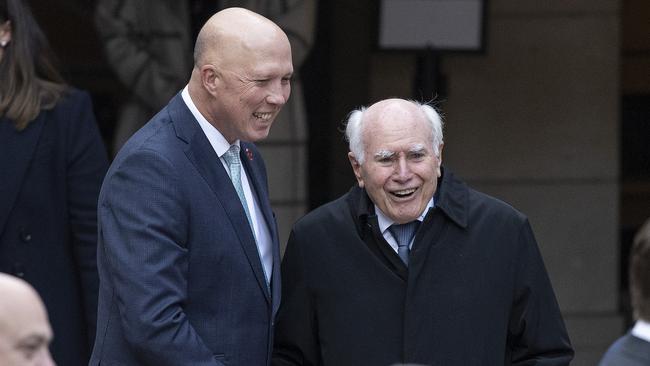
[[168, 95, 272, 302], [0, 115, 45, 236]]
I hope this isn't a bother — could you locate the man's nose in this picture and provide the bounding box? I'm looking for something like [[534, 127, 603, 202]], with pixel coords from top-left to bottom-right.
[[394, 158, 412, 180], [266, 82, 289, 105]]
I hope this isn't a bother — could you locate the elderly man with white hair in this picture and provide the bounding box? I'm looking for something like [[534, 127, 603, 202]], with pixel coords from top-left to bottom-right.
[[273, 98, 574, 366]]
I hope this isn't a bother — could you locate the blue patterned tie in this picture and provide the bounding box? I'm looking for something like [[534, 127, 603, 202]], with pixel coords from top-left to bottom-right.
[[389, 221, 421, 266], [222, 145, 254, 230]]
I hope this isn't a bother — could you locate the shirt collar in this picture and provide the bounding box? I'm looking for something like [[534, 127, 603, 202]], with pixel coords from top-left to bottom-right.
[[375, 197, 435, 234], [632, 319, 650, 342], [181, 86, 239, 157]]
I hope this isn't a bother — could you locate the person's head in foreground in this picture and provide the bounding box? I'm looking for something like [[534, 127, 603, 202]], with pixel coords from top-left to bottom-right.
[[0, 273, 55, 366]]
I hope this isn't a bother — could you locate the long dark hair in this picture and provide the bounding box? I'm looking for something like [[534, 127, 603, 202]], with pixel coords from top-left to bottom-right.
[[0, 0, 67, 130]]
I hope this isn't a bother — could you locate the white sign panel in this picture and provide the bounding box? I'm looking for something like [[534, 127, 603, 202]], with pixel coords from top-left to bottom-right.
[[379, 0, 484, 51]]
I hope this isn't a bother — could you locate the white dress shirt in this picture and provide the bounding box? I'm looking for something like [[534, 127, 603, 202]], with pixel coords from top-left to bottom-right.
[[181, 87, 273, 283], [632, 319, 650, 342], [376, 198, 435, 253]]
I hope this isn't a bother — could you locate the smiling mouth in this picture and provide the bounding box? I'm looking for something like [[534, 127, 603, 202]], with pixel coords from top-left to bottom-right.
[[390, 187, 418, 198], [253, 112, 273, 121]]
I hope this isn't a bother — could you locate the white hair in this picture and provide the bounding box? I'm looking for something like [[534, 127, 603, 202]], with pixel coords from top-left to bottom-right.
[[344, 100, 444, 164]]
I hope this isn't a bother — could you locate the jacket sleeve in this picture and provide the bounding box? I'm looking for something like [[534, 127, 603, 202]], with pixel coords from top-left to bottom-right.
[[99, 149, 222, 366], [507, 220, 574, 365], [273, 229, 320, 366], [65, 91, 109, 347]]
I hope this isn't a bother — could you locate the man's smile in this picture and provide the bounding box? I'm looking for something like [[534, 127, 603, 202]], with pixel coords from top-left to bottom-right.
[[253, 112, 273, 121], [390, 187, 418, 199]]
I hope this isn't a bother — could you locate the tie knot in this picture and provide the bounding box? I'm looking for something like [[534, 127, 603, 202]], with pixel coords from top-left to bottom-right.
[[222, 144, 241, 166], [389, 221, 420, 248]]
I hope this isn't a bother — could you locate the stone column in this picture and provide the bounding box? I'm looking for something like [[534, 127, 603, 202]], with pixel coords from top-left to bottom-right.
[[441, 1, 622, 364]]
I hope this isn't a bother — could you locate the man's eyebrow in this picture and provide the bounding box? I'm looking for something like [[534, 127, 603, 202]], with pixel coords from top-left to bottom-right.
[[408, 144, 427, 154], [374, 150, 395, 160]]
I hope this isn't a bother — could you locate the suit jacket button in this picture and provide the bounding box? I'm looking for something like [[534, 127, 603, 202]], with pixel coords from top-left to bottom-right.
[[13, 263, 25, 278], [20, 229, 32, 242]]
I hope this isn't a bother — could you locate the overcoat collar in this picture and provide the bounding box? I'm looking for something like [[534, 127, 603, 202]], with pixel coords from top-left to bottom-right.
[[352, 167, 469, 230], [347, 167, 469, 284], [431, 167, 469, 229]]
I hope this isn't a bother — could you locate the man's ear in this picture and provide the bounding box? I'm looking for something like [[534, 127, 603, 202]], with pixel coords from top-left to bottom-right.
[[0, 21, 11, 48], [200, 64, 220, 97], [348, 152, 365, 188], [436, 143, 444, 177]]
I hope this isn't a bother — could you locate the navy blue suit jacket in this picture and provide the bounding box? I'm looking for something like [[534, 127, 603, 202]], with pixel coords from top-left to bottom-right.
[[0, 89, 108, 365], [599, 332, 650, 366], [91, 93, 281, 365]]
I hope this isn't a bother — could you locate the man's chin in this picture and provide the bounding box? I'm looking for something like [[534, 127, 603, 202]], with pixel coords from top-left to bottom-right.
[[247, 128, 272, 142], [387, 212, 421, 224]]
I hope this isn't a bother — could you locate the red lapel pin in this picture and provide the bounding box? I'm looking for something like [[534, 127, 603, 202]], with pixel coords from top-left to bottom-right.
[[245, 148, 254, 161]]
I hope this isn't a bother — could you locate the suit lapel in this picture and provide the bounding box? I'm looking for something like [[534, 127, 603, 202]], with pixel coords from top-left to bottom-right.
[[168, 95, 272, 302], [240, 143, 282, 314], [0, 115, 45, 236]]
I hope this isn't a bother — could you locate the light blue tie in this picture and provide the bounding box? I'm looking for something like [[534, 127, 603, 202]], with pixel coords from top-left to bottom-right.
[[222, 145, 271, 286], [389, 221, 421, 267], [222, 145, 254, 228]]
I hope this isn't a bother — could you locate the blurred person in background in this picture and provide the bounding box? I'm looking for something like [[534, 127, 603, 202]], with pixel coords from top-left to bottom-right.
[[0, 273, 56, 366], [0, 0, 109, 365], [599, 218, 650, 365], [94, 0, 315, 155]]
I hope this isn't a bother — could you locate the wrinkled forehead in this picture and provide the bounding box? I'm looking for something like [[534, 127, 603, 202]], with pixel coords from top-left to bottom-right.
[[362, 106, 433, 151]]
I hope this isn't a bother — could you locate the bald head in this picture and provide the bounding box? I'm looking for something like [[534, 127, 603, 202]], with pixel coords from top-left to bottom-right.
[[187, 7, 293, 143], [0, 274, 55, 366], [194, 7, 289, 68], [364, 99, 429, 129], [0, 273, 46, 325]]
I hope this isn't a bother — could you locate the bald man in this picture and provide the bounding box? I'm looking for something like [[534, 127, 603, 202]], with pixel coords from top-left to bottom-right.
[[273, 99, 573, 365], [90, 8, 292, 366], [0, 273, 55, 366]]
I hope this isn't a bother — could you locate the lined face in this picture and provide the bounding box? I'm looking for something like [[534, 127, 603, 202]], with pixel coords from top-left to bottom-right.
[[208, 29, 293, 143], [349, 101, 442, 224]]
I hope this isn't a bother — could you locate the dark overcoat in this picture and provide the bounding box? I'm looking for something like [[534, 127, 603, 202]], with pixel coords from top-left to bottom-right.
[[0, 89, 108, 365], [273, 168, 574, 366]]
